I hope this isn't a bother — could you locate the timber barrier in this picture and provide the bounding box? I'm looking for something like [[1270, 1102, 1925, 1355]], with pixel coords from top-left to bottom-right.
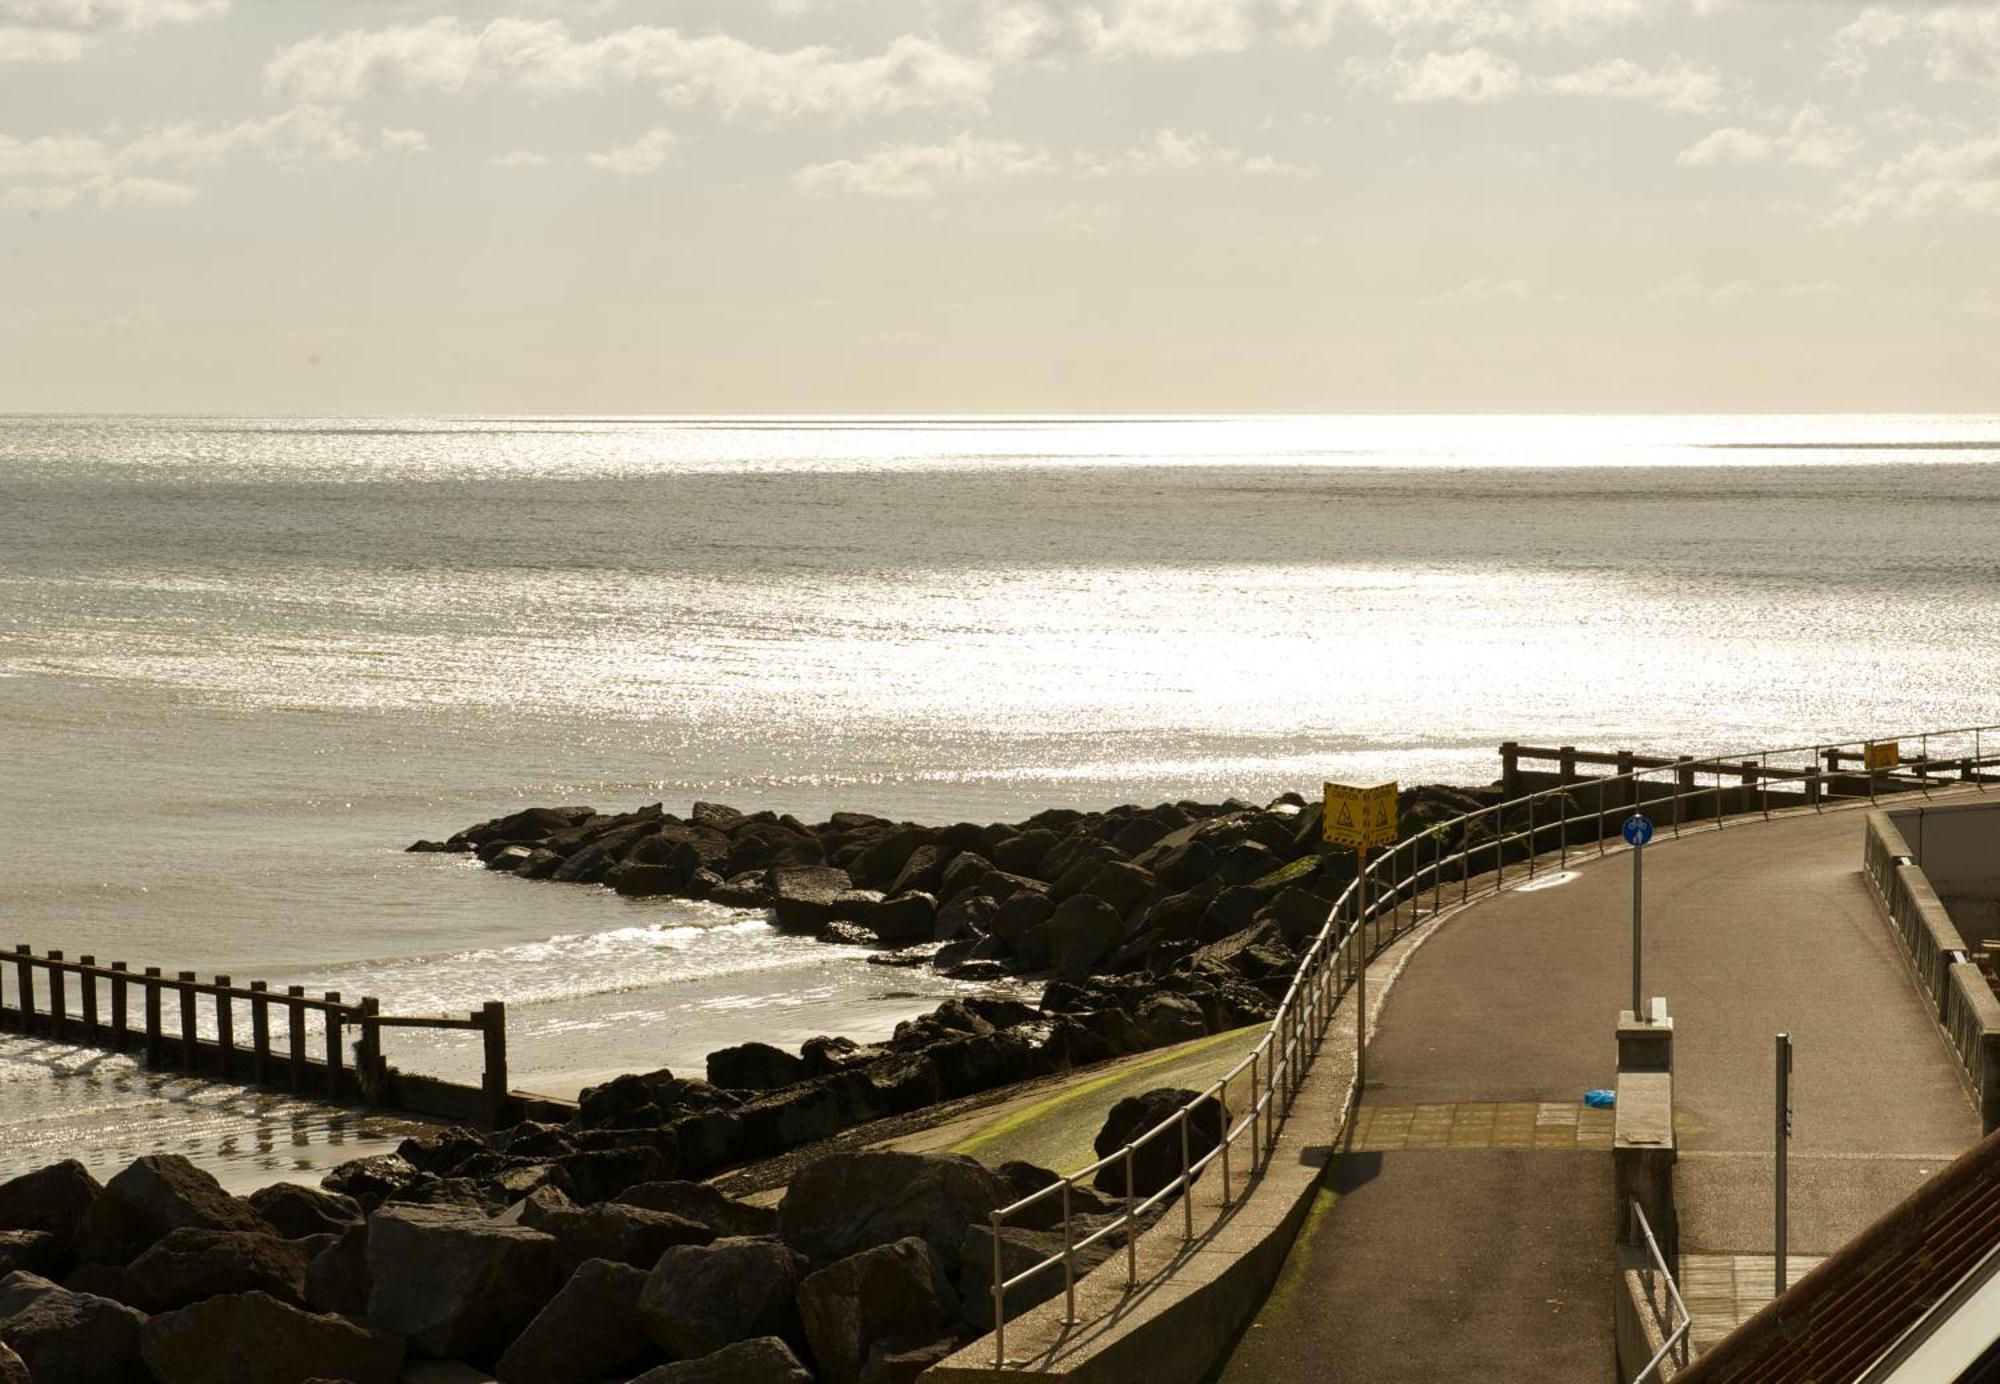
[[0, 945, 564, 1129]]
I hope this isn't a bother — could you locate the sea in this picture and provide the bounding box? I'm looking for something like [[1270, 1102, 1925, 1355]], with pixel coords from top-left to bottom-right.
[[2, 413, 1996, 1186]]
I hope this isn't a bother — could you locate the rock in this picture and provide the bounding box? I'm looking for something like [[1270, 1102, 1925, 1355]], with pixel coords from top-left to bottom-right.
[[626, 1336, 812, 1384], [0, 1341, 21, 1384], [0, 1162, 99, 1240], [957, 1222, 1116, 1329], [865, 891, 938, 945], [248, 1184, 363, 1241], [1076, 860, 1158, 918], [735, 1081, 853, 1160], [613, 1182, 778, 1239], [0, 1233, 53, 1278], [304, 1223, 370, 1317], [139, 1290, 404, 1384], [1090, 1088, 1228, 1198], [0, 1271, 146, 1384], [767, 865, 855, 931], [73, 1154, 266, 1266], [937, 851, 993, 900], [521, 1196, 713, 1275], [364, 1204, 559, 1358], [934, 889, 1000, 943], [986, 889, 1053, 945], [709, 872, 772, 907], [707, 1041, 809, 1092], [777, 1151, 1004, 1272], [319, 1154, 422, 1212], [798, 1237, 958, 1384], [989, 828, 1059, 876], [864, 1332, 966, 1384], [1132, 992, 1209, 1047], [821, 919, 880, 946], [887, 844, 947, 896], [607, 861, 687, 897], [1020, 895, 1123, 978], [495, 1258, 655, 1384], [800, 1034, 868, 1074], [1264, 885, 1335, 947], [638, 1236, 806, 1360], [556, 1143, 677, 1203], [123, 1227, 313, 1311]]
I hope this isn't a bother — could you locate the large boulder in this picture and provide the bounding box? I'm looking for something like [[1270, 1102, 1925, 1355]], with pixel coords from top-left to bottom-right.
[[612, 1182, 777, 1239], [864, 891, 939, 945], [248, 1183, 363, 1241], [797, 1237, 958, 1384], [122, 1227, 312, 1311], [319, 1153, 422, 1212], [519, 1190, 713, 1274], [627, 1336, 812, 1384], [0, 1271, 146, 1384], [1090, 1088, 1229, 1198], [707, 1042, 809, 1092], [767, 865, 854, 931], [364, 1204, 559, 1358], [495, 1258, 655, 1384], [0, 1163, 99, 1241], [304, 1223, 369, 1317], [138, 1290, 403, 1384], [0, 1341, 22, 1384], [72, 1155, 266, 1266], [0, 1234, 53, 1279], [1019, 895, 1123, 978], [777, 1151, 1004, 1272], [637, 1236, 806, 1360], [958, 1222, 1118, 1329]]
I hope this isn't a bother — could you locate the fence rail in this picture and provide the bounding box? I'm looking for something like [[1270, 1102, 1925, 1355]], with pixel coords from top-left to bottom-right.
[[1630, 1198, 1693, 1383], [984, 723, 2000, 1367], [0, 945, 517, 1128]]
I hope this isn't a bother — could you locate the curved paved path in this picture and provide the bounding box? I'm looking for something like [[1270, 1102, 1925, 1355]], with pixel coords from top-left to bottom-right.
[[1216, 796, 1983, 1382]]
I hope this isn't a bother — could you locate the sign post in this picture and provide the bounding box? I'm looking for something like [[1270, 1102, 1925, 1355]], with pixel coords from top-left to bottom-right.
[[1623, 813, 1654, 1019], [1324, 781, 1400, 1090], [1776, 1032, 1792, 1296]]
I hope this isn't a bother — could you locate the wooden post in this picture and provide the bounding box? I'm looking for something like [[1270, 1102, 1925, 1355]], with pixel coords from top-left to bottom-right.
[[143, 967, 163, 1066], [47, 950, 66, 1041], [78, 955, 98, 1043], [249, 982, 271, 1086], [481, 1000, 509, 1130], [1558, 745, 1577, 783], [1617, 751, 1637, 811], [110, 962, 129, 1052], [1354, 851, 1368, 1094], [214, 976, 234, 1080], [286, 986, 307, 1090], [356, 997, 382, 1103], [1499, 742, 1522, 796], [14, 946, 35, 1036], [323, 992, 344, 1098], [176, 971, 198, 1071]]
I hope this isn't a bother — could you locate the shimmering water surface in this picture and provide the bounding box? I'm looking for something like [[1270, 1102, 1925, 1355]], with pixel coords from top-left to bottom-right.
[[2, 414, 1997, 1183]]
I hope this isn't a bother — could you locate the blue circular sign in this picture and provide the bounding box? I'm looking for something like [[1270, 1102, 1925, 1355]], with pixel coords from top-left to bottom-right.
[[1623, 814, 1654, 848]]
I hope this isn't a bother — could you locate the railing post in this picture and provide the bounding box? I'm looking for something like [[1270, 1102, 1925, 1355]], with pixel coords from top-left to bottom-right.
[[15, 946, 36, 1036], [357, 997, 383, 1102], [1617, 751, 1637, 808], [1500, 740, 1521, 796], [1124, 1146, 1137, 1287], [1761, 752, 1771, 819], [1558, 744, 1577, 782], [109, 961, 129, 1051], [1180, 1108, 1194, 1242], [249, 981, 271, 1086], [1062, 1179, 1076, 1322], [48, 950, 66, 1041], [1559, 794, 1568, 869], [480, 1000, 509, 1129], [78, 955, 98, 1043], [214, 976, 234, 1079], [286, 985, 307, 1090], [1527, 796, 1537, 878], [323, 992, 344, 1098], [991, 1209, 1006, 1367], [143, 967, 163, 1066], [176, 971, 198, 1070]]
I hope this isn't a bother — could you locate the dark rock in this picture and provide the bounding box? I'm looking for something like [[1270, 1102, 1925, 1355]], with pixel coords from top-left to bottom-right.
[[495, 1258, 655, 1384], [249, 1183, 363, 1241], [607, 861, 687, 897], [1037, 836, 1120, 889], [709, 872, 773, 908], [485, 843, 538, 872], [0, 1271, 146, 1384], [866, 891, 938, 945], [626, 1336, 811, 1384], [767, 865, 855, 931], [139, 1290, 403, 1384], [800, 1034, 868, 1075], [798, 1237, 957, 1384], [830, 888, 886, 920], [937, 851, 993, 900], [736, 1081, 853, 1159], [943, 960, 1013, 982], [396, 1126, 489, 1177], [320, 1154, 421, 1213], [822, 920, 879, 946], [958, 1222, 1117, 1329], [613, 1182, 777, 1239], [304, 1222, 370, 1317], [638, 1236, 807, 1360], [1076, 860, 1158, 918], [0, 1233, 53, 1278], [777, 1151, 1003, 1272], [989, 828, 1059, 876], [986, 889, 1054, 945], [864, 1332, 967, 1384], [73, 1154, 266, 1265], [933, 888, 999, 942], [1132, 993, 1208, 1048], [708, 1041, 809, 1092], [492, 1121, 575, 1161], [1265, 885, 1335, 948], [521, 1195, 713, 1275], [1019, 895, 1123, 978], [365, 1204, 559, 1358], [887, 844, 947, 897], [1090, 1088, 1228, 1197], [0, 1162, 99, 1240], [123, 1227, 312, 1311], [555, 1143, 677, 1203]]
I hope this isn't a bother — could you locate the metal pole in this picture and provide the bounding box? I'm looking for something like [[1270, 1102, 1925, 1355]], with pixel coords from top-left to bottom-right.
[[991, 1210, 1006, 1367], [1776, 1032, 1792, 1297], [1632, 838, 1644, 1020], [1356, 845, 1368, 1091]]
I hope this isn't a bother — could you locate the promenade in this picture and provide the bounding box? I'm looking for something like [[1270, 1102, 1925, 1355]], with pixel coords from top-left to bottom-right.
[[1216, 795, 1983, 1381]]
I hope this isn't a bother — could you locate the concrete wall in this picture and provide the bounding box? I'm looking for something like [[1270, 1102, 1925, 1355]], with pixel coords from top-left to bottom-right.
[[1888, 800, 2000, 949]]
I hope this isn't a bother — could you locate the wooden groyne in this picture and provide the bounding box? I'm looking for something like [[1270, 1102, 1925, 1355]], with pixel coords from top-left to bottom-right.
[[0, 946, 566, 1129]]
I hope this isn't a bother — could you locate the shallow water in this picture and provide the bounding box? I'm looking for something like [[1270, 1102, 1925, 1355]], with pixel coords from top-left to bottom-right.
[[2, 413, 1996, 1183]]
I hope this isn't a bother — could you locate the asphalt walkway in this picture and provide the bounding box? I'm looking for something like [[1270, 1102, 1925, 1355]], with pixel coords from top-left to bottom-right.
[[1215, 796, 1983, 1382]]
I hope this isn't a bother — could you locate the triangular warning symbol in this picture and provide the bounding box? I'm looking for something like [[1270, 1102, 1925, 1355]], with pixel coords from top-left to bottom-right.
[[1335, 801, 1356, 828]]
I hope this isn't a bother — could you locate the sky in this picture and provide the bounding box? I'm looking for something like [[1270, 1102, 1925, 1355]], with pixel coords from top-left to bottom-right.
[[1, 0, 1997, 415]]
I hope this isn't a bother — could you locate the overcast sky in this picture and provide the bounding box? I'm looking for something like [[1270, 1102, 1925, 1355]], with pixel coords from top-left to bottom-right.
[[2, 0, 1997, 414]]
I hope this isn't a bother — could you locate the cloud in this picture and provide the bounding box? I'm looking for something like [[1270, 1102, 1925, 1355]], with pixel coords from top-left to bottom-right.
[[1831, 5, 2000, 86], [0, 0, 224, 62], [1678, 106, 1857, 170], [1424, 275, 1531, 305], [1350, 47, 1523, 104], [1091, 126, 1309, 175], [378, 127, 428, 154], [585, 126, 675, 173], [262, 17, 993, 124], [0, 24, 82, 59], [1651, 272, 1750, 304], [3, 175, 196, 210], [794, 133, 1054, 198], [492, 149, 549, 167], [1540, 57, 1722, 113], [1835, 130, 2000, 221]]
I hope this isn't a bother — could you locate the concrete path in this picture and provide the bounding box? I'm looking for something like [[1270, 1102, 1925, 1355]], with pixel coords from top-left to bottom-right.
[[1214, 796, 1983, 1382]]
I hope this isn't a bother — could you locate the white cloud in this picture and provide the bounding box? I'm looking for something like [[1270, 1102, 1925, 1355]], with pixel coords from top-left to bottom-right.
[[379, 127, 428, 155], [585, 126, 676, 174], [1540, 57, 1722, 113], [1836, 130, 2000, 221], [492, 149, 549, 168], [262, 17, 993, 124], [0, 0, 224, 62], [1831, 5, 2000, 86], [1651, 272, 1750, 304], [3, 174, 196, 210], [1678, 105, 1858, 170], [1424, 275, 1531, 305], [794, 133, 1053, 198], [1351, 47, 1523, 104], [1094, 126, 1309, 175], [0, 24, 82, 59]]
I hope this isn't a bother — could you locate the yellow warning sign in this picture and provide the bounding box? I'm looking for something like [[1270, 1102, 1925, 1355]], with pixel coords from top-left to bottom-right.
[[1323, 781, 1399, 851], [1865, 742, 1901, 772]]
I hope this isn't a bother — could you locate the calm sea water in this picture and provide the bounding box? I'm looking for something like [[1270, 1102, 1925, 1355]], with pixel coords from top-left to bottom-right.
[[2, 414, 1997, 1182]]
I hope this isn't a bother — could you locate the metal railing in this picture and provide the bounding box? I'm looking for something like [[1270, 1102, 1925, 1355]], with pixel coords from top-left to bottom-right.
[[982, 723, 2000, 1367], [1630, 1199, 1692, 1382]]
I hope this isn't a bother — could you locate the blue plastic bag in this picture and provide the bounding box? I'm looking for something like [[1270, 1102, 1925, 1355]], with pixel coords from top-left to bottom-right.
[[1583, 1089, 1616, 1108]]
